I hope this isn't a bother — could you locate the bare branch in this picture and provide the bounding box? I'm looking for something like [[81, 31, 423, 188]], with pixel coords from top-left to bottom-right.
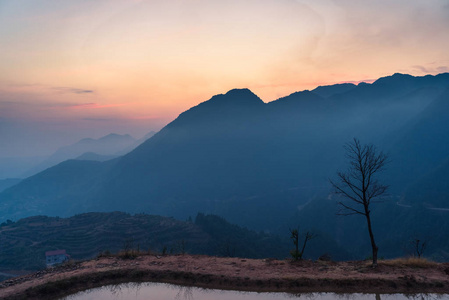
[[336, 201, 365, 216], [330, 179, 363, 204]]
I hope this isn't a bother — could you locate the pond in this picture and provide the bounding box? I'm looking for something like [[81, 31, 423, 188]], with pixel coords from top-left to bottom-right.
[[62, 282, 449, 300]]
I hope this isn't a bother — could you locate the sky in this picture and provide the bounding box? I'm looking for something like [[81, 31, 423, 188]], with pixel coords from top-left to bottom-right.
[[1, 0, 448, 157]]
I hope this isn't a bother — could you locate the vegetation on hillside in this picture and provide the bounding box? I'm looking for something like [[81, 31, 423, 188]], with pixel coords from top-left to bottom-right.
[[0, 212, 353, 272]]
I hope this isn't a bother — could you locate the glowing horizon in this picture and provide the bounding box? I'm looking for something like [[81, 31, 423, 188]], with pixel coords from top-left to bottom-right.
[[1, 0, 448, 156]]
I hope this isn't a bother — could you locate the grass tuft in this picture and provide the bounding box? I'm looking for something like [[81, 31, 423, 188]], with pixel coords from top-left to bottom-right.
[[380, 257, 437, 268], [117, 249, 140, 259]]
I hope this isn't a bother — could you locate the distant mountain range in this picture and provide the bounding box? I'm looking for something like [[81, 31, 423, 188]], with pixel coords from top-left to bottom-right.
[[1, 73, 449, 260], [0, 131, 156, 180], [21, 132, 157, 177]]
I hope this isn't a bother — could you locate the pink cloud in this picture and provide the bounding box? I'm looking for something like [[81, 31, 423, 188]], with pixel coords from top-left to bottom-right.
[[63, 103, 128, 110]]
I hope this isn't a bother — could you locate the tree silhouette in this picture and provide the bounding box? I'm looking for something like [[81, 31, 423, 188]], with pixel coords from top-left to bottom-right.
[[330, 138, 388, 267], [289, 228, 316, 261]]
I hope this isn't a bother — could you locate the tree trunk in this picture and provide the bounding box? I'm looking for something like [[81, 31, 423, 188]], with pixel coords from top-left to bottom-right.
[[300, 235, 308, 260], [365, 211, 378, 267]]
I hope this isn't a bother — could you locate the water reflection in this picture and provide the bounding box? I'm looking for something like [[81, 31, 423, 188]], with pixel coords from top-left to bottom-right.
[[61, 282, 449, 300], [174, 285, 194, 300]]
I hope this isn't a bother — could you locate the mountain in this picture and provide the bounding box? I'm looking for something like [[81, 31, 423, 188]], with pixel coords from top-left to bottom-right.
[[73, 131, 158, 162], [0, 159, 115, 218], [311, 83, 356, 98], [22, 133, 137, 177], [0, 178, 21, 193], [1, 73, 449, 244], [75, 152, 117, 162], [385, 87, 449, 196], [403, 157, 449, 208], [116, 130, 157, 155]]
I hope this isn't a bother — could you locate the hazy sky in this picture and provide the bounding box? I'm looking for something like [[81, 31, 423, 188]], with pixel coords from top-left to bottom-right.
[[1, 0, 448, 156]]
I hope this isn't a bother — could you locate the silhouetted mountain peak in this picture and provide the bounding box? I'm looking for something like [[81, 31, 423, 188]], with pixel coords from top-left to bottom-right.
[[165, 88, 265, 129], [373, 73, 416, 87], [209, 88, 265, 107], [392, 72, 412, 77], [267, 90, 326, 113], [270, 90, 321, 103], [311, 83, 356, 98]]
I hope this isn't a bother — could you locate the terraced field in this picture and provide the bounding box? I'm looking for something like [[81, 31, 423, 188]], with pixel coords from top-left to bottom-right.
[[0, 212, 290, 272]]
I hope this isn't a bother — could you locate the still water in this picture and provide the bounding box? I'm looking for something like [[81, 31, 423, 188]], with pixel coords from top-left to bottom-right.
[[62, 282, 449, 300]]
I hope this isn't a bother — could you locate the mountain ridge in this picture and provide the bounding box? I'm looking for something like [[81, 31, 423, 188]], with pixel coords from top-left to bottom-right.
[[2, 72, 449, 236]]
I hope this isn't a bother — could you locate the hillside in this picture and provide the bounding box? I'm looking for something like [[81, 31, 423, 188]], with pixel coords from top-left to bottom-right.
[[0, 212, 347, 272], [0, 179, 21, 193]]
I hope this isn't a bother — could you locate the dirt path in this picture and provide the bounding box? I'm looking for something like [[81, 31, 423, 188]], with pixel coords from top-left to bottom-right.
[[1, 255, 449, 299]]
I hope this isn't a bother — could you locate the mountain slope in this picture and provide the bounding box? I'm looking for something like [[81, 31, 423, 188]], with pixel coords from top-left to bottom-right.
[[385, 87, 449, 196], [0, 159, 115, 218], [403, 157, 449, 208], [0, 178, 21, 193]]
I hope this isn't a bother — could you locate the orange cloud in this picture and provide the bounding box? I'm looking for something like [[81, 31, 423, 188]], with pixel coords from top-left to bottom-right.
[[65, 103, 128, 110]]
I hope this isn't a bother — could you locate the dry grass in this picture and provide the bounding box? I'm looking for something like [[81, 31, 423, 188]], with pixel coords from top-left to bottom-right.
[[117, 249, 140, 259], [380, 257, 437, 268]]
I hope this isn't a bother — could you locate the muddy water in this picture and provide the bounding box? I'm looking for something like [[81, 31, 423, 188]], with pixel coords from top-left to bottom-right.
[[62, 282, 449, 300]]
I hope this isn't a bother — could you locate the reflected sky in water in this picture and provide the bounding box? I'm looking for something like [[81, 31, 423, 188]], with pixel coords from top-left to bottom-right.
[[62, 282, 449, 300]]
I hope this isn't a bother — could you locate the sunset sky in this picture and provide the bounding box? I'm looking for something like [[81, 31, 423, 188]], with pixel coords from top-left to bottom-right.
[[1, 0, 448, 157]]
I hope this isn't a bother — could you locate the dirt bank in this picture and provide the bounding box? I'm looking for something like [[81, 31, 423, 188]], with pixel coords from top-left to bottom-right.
[[1, 255, 449, 299]]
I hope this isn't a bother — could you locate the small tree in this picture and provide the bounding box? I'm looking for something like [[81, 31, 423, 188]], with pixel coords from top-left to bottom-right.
[[330, 138, 388, 267], [289, 228, 316, 261], [411, 239, 427, 258]]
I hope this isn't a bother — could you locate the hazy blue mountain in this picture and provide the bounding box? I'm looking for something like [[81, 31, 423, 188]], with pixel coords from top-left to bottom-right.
[[384, 87, 449, 196], [116, 130, 157, 155], [0, 178, 21, 193], [75, 152, 118, 162], [22, 133, 137, 177], [403, 156, 449, 208], [1, 159, 115, 218], [1, 73, 449, 242], [0, 156, 46, 180], [74, 131, 158, 161]]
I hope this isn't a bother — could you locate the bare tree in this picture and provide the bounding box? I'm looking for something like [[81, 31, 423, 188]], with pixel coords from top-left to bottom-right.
[[289, 228, 316, 261], [330, 138, 388, 267], [410, 239, 427, 258]]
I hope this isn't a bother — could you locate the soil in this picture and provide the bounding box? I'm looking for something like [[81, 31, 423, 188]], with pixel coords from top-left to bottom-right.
[[1, 255, 449, 299]]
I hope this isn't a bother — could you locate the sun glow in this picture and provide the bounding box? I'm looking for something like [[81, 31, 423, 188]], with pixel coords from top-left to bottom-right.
[[0, 0, 448, 154]]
